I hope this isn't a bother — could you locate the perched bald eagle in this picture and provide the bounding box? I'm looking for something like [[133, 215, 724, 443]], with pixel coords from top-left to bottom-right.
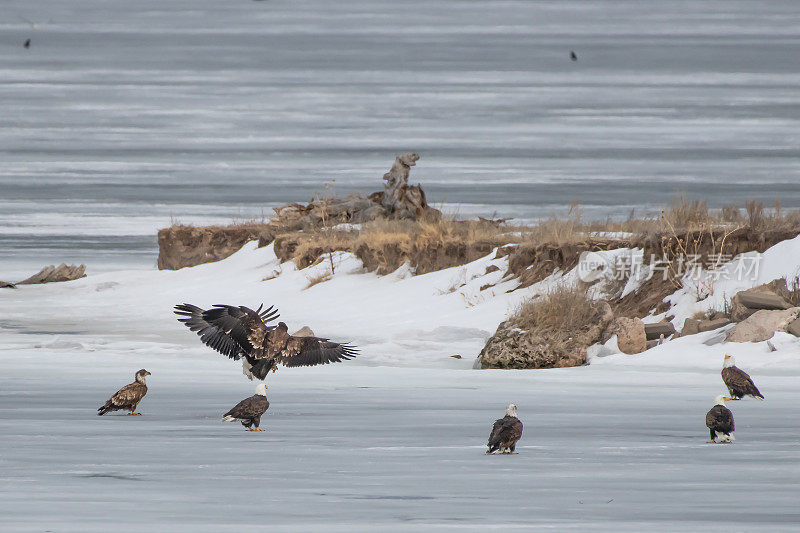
[[98, 369, 150, 416], [706, 395, 735, 443], [174, 303, 357, 381], [722, 354, 764, 400], [487, 404, 523, 454], [223, 383, 270, 431]]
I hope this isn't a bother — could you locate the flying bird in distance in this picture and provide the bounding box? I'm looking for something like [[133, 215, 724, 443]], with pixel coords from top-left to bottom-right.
[[222, 383, 270, 431], [721, 354, 764, 400], [98, 369, 151, 416], [174, 303, 357, 381], [487, 404, 523, 454], [706, 395, 735, 443]]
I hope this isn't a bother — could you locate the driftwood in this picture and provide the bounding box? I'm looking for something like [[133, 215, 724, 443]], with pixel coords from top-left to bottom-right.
[[381, 153, 440, 220], [17, 264, 86, 285], [0, 281, 16, 289]]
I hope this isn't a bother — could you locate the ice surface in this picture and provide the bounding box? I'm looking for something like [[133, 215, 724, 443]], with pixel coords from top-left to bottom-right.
[[2, 240, 800, 531]]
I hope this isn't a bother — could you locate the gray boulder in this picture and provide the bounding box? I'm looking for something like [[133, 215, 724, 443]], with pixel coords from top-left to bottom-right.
[[644, 322, 676, 340], [725, 307, 800, 343], [729, 282, 793, 322]]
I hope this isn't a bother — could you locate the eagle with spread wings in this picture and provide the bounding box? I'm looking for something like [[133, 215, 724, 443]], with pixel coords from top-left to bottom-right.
[[174, 303, 357, 380]]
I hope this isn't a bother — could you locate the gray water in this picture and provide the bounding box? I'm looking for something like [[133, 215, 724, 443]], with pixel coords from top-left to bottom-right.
[[2, 0, 800, 279]]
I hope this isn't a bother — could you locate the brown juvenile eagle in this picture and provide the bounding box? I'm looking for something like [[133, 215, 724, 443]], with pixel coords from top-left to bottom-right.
[[721, 354, 764, 400], [98, 369, 151, 416], [222, 383, 270, 431], [174, 303, 357, 381], [706, 395, 735, 443], [487, 403, 524, 454]]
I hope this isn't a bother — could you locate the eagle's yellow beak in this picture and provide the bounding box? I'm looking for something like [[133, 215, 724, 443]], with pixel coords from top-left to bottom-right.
[[723, 354, 730, 360]]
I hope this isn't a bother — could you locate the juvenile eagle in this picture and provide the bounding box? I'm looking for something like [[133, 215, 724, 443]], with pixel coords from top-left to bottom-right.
[[98, 369, 151, 416], [222, 383, 270, 431], [721, 354, 764, 400], [174, 303, 357, 381], [706, 395, 735, 443], [487, 404, 523, 454]]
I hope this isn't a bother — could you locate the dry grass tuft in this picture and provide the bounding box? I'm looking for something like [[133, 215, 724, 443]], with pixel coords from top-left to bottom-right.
[[304, 270, 332, 289], [513, 283, 603, 337]]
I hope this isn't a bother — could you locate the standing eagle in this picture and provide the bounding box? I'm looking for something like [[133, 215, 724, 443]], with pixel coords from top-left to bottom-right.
[[721, 354, 764, 400], [98, 369, 151, 416], [487, 404, 523, 454], [706, 395, 735, 443], [223, 383, 270, 431], [174, 303, 357, 381]]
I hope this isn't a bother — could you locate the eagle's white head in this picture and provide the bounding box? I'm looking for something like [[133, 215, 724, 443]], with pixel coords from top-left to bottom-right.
[[723, 354, 736, 368], [505, 403, 518, 417], [255, 382, 268, 396], [714, 394, 729, 406]]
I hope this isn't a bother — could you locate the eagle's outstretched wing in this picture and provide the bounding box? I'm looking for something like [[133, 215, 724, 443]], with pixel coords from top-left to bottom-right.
[[174, 303, 279, 359], [274, 335, 358, 367]]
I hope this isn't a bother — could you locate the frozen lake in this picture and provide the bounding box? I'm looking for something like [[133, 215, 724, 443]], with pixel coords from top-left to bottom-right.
[[2, 352, 799, 531], [2, 0, 800, 278]]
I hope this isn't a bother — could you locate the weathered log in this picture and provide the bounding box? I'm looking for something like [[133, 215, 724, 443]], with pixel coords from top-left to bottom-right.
[[644, 322, 676, 340], [17, 264, 86, 285], [380, 153, 440, 220]]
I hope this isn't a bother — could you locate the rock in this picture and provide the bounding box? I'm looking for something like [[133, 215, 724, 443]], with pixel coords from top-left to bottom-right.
[[0, 281, 16, 289], [698, 317, 731, 333], [644, 322, 675, 340], [17, 264, 86, 285], [485, 265, 501, 274], [725, 307, 800, 343], [729, 282, 793, 322], [737, 291, 792, 311], [787, 317, 800, 337], [682, 316, 731, 336], [646, 339, 661, 350], [682, 318, 700, 336], [605, 317, 647, 354], [479, 301, 613, 369], [292, 326, 315, 337]]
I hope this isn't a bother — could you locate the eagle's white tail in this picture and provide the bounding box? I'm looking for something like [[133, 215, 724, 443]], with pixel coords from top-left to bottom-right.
[[716, 431, 735, 443], [222, 415, 237, 422]]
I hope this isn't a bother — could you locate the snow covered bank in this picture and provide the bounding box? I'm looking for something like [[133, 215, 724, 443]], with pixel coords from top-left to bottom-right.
[[3, 234, 800, 372]]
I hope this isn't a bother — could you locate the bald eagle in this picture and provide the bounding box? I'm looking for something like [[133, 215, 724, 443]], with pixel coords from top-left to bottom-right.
[[722, 354, 764, 400], [98, 369, 150, 416], [706, 395, 735, 443], [487, 404, 523, 454], [223, 383, 270, 431], [174, 303, 357, 381]]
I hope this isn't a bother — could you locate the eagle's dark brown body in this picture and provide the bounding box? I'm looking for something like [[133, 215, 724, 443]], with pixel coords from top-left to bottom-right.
[[174, 303, 357, 380], [722, 366, 764, 400], [223, 392, 270, 431], [706, 404, 735, 442], [98, 369, 150, 416], [487, 415, 523, 454]]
